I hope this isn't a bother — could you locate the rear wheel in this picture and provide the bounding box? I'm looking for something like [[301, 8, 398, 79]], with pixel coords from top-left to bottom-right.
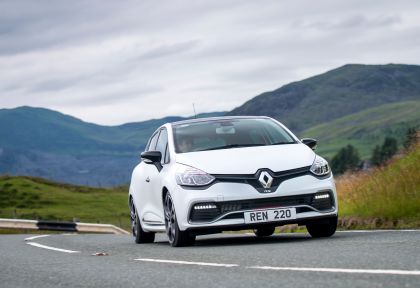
[[130, 198, 155, 244], [306, 216, 337, 238], [254, 226, 275, 237], [164, 193, 195, 247]]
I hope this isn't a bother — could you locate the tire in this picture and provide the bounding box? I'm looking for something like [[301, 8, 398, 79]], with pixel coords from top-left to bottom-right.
[[129, 198, 155, 244], [306, 216, 337, 238], [164, 192, 195, 247], [254, 226, 276, 237]]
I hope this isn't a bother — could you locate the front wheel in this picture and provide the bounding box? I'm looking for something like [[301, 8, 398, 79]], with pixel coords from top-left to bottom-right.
[[164, 193, 195, 247], [130, 198, 155, 244], [306, 216, 337, 238]]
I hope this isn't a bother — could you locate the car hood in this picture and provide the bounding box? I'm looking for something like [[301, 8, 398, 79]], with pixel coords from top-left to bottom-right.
[[175, 143, 315, 174]]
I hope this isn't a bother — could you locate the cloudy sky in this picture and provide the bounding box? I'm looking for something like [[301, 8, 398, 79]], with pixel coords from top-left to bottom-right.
[[1, 0, 419, 125]]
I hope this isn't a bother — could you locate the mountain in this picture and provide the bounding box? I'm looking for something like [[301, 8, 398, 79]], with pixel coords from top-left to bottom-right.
[[0, 107, 224, 186], [228, 64, 420, 132], [0, 106, 223, 154], [1, 64, 419, 186], [301, 100, 420, 159]]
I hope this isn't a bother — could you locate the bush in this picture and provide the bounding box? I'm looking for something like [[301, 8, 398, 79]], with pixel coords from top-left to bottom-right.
[[331, 144, 360, 174], [404, 127, 418, 149], [371, 137, 398, 166]]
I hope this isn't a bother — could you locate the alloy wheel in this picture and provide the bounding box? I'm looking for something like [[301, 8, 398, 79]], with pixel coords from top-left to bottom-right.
[[129, 199, 137, 237], [164, 193, 176, 243]]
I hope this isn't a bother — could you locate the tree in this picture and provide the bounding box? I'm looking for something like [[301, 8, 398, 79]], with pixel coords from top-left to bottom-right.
[[370, 145, 382, 166], [331, 144, 360, 174], [370, 136, 398, 167], [381, 137, 398, 162], [404, 127, 418, 149]]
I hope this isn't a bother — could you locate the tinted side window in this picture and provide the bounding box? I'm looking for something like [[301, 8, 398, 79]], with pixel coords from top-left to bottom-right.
[[155, 129, 169, 164], [164, 143, 170, 163], [147, 131, 160, 151]]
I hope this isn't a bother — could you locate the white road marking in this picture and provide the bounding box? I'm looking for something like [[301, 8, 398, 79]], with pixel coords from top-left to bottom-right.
[[26, 242, 80, 254], [24, 234, 51, 241], [134, 258, 239, 267], [237, 230, 420, 237], [337, 229, 420, 233], [249, 266, 420, 276]]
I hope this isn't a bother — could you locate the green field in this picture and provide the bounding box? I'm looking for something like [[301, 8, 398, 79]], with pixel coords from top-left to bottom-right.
[[0, 176, 131, 230], [1, 141, 419, 232], [301, 100, 420, 159]]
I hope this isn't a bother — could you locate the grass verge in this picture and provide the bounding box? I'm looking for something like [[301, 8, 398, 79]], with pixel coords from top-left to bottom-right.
[[0, 176, 131, 231], [335, 142, 420, 228], [1, 142, 419, 234]]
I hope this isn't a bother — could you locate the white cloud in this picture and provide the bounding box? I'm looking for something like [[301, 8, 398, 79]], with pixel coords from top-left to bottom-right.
[[0, 0, 419, 124]]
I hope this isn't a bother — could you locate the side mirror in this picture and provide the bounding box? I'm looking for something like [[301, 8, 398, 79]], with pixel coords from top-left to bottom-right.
[[301, 138, 317, 150], [140, 151, 162, 172]]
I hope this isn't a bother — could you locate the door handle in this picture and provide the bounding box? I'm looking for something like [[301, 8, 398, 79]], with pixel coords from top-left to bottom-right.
[[145, 177, 150, 183]]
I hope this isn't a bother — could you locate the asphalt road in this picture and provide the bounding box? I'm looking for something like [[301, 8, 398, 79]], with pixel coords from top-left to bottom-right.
[[1, 230, 420, 288]]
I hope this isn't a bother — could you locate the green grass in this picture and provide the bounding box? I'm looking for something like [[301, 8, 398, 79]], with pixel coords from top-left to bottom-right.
[[336, 142, 420, 224], [301, 100, 420, 159], [1, 142, 419, 233], [0, 176, 130, 230]]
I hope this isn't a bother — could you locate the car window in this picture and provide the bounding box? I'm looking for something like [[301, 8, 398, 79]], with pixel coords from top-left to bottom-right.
[[146, 130, 160, 151], [173, 118, 296, 153], [164, 143, 170, 164], [155, 128, 169, 164]]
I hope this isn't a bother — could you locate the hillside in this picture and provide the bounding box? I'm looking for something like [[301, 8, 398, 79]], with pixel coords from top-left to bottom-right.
[[336, 141, 420, 227], [300, 100, 420, 159], [0, 106, 224, 154], [229, 64, 420, 132], [0, 107, 224, 186], [1, 64, 420, 186]]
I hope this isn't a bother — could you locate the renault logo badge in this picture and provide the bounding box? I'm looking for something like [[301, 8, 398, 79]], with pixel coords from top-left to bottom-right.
[[258, 171, 273, 189]]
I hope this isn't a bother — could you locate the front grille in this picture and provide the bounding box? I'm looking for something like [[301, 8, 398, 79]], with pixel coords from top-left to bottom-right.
[[212, 166, 311, 193], [189, 192, 334, 223], [219, 194, 313, 213]]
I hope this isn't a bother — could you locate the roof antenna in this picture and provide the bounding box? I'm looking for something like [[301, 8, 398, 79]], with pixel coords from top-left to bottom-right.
[[192, 103, 197, 118]]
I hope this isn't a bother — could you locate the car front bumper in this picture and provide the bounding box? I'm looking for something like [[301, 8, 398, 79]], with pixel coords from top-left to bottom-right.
[[172, 173, 338, 232]]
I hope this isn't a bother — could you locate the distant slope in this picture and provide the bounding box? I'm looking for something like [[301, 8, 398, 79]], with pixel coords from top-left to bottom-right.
[[300, 101, 420, 159], [0, 107, 225, 186], [0, 175, 130, 230], [2, 64, 420, 186], [0, 106, 224, 154], [229, 64, 420, 132]]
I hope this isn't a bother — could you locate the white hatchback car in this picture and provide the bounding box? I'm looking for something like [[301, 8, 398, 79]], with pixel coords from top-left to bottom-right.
[[129, 116, 338, 247]]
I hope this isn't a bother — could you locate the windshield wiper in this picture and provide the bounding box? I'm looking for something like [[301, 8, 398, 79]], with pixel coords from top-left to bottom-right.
[[270, 141, 294, 145], [198, 144, 265, 151], [197, 142, 293, 152]]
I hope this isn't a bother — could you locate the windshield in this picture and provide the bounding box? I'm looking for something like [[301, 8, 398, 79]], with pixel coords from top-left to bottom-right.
[[173, 118, 296, 153]]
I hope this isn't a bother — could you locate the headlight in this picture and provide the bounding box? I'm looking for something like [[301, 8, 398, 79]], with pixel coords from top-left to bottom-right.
[[175, 164, 215, 186], [310, 155, 330, 176]]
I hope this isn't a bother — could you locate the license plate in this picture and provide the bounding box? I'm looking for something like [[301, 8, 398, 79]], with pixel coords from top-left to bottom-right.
[[244, 208, 296, 224]]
